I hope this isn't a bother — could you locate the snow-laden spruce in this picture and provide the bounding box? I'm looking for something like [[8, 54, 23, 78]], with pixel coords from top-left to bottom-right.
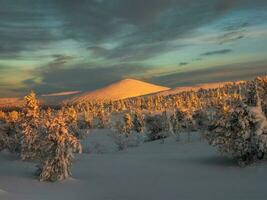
[[205, 89, 267, 166], [21, 92, 82, 181]]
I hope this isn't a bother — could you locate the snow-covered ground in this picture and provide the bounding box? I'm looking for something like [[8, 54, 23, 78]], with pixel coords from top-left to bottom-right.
[[0, 130, 267, 200]]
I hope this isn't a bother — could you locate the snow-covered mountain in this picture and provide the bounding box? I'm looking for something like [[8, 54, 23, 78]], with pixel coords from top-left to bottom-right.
[[68, 79, 170, 104]]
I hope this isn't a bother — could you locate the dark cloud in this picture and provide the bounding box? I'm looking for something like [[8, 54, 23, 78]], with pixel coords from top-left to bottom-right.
[[87, 46, 107, 56], [223, 22, 249, 32], [149, 61, 267, 87], [0, 0, 63, 58], [23, 64, 149, 94], [50, 54, 75, 66], [218, 33, 244, 44], [88, 43, 186, 62], [113, 0, 176, 25], [54, 0, 266, 41], [201, 49, 232, 56], [179, 62, 188, 66], [0, 0, 266, 59], [192, 58, 202, 61], [22, 78, 38, 86], [216, 21, 247, 44], [49, 0, 265, 61]]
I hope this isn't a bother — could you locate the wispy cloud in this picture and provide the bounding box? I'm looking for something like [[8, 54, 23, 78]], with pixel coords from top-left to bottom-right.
[[179, 62, 188, 66], [201, 49, 232, 56], [50, 54, 75, 66]]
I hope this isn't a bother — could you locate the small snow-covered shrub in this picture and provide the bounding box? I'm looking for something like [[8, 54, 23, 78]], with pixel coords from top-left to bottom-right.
[[93, 107, 109, 128], [0, 123, 8, 151], [170, 109, 194, 142], [145, 111, 171, 141], [112, 129, 146, 151], [247, 101, 267, 160], [92, 114, 109, 129], [0, 121, 21, 153], [112, 113, 133, 150], [193, 109, 210, 131], [123, 113, 133, 134], [78, 110, 93, 129], [111, 112, 145, 150], [132, 111, 145, 133], [0, 111, 6, 122], [6, 111, 20, 123], [111, 130, 127, 151], [255, 76, 267, 117], [0, 110, 21, 153], [170, 109, 187, 141]]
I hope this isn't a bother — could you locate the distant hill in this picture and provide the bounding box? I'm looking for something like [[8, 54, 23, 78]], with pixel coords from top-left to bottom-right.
[[158, 81, 237, 96], [68, 79, 170, 104], [0, 98, 24, 109], [40, 91, 81, 106], [0, 91, 81, 109]]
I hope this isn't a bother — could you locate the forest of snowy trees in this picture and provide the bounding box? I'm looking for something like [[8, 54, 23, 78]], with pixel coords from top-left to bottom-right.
[[0, 76, 267, 181]]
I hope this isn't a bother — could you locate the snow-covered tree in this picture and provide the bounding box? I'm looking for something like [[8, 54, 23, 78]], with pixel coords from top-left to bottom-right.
[[0, 106, 22, 154], [0, 111, 6, 122], [37, 110, 82, 182], [132, 111, 145, 133], [112, 113, 134, 150], [205, 98, 267, 166], [20, 91, 41, 161], [123, 113, 133, 135], [20, 92, 82, 181]]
